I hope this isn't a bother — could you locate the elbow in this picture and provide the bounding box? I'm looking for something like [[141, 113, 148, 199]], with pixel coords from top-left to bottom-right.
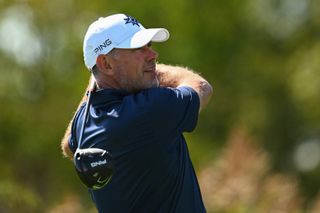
[[206, 81, 213, 97], [201, 80, 213, 99], [199, 81, 213, 111]]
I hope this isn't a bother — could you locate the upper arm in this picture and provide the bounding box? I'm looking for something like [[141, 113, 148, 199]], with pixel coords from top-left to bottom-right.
[[156, 64, 213, 111], [141, 87, 200, 134], [64, 104, 86, 158]]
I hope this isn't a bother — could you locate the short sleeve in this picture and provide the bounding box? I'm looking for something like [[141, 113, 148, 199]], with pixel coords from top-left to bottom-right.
[[68, 103, 86, 154], [140, 86, 200, 134], [68, 134, 77, 154]]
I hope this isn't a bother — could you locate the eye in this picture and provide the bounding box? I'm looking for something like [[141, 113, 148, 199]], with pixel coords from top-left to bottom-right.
[[132, 42, 152, 52]]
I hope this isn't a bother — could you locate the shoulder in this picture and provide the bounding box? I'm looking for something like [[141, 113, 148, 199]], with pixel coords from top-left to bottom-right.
[[122, 86, 199, 116], [132, 86, 199, 104]]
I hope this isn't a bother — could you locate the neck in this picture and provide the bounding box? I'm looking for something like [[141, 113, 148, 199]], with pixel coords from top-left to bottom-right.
[[95, 75, 121, 90]]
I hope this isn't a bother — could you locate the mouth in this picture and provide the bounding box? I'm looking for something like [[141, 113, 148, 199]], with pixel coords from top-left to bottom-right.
[[144, 64, 156, 73]]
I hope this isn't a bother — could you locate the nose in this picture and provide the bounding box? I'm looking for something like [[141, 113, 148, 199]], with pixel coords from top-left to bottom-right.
[[146, 46, 158, 61]]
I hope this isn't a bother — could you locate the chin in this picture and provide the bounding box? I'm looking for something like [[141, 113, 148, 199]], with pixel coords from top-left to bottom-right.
[[127, 79, 159, 93]]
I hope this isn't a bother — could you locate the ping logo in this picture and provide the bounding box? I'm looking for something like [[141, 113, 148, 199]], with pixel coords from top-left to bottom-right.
[[94, 39, 112, 54], [90, 159, 107, 168]]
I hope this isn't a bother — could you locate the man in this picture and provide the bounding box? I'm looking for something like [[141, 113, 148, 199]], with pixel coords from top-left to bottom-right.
[[61, 13, 212, 213]]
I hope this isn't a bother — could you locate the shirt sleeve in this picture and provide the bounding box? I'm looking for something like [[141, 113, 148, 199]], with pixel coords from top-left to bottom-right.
[[68, 103, 86, 154], [68, 134, 77, 154], [139, 86, 200, 134]]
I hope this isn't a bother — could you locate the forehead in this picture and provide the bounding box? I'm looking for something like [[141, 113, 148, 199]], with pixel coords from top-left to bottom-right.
[[109, 48, 137, 59], [113, 48, 133, 54]]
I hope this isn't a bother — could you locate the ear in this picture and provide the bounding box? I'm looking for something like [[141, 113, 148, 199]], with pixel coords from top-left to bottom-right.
[[96, 54, 113, 75]]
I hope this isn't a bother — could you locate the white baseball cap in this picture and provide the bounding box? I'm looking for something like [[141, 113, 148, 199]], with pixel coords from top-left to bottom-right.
[[83, 14, 170, 70]]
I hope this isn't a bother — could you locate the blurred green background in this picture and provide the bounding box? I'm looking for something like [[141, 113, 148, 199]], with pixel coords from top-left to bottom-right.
[[0, 0, 320, 212]]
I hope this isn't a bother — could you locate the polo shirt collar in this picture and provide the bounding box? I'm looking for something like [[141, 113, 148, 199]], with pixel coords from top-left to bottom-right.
[[91, 88, 130, 106]]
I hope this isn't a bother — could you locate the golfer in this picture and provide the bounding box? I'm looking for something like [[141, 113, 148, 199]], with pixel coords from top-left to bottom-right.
[[61, 13, 212, 213]]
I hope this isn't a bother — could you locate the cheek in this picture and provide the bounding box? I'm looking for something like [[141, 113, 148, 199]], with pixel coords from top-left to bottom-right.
[[115, 55, 145, 79], [129, 60, 145, 78], [116, 63, 140, 82], [122, 58, 139, 71]]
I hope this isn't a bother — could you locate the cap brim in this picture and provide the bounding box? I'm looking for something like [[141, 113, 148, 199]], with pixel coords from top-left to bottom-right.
[[116, 28, 169, 49]]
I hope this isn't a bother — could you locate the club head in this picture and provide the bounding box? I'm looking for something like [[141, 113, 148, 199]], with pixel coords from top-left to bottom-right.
[[73, 148, 113, 189]]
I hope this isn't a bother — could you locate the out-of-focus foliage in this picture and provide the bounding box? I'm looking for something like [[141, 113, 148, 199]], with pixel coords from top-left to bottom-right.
[[0, 0, 319, 212]]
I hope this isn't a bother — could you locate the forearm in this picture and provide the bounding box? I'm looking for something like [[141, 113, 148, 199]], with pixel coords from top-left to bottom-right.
[[156, 64, 213, 111], [61, 121, 74, 159]]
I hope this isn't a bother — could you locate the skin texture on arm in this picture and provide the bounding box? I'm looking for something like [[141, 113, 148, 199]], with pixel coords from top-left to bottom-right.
[[156, 64, 213, 111]]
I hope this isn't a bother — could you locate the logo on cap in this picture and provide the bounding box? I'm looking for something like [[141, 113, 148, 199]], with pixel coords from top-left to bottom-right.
[[94, 39, 112, 54], [124, 15, 140, 27]]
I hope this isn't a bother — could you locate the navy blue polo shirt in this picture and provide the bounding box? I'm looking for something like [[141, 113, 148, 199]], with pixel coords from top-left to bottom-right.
[[69, 86, 206, 213]]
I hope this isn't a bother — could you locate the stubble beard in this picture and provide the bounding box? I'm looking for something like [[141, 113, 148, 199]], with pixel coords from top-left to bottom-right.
[[115, 71, 159, 93]]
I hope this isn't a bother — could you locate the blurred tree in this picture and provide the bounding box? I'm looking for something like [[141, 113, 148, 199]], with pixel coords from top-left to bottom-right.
[[0, 0, 319, 211]]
